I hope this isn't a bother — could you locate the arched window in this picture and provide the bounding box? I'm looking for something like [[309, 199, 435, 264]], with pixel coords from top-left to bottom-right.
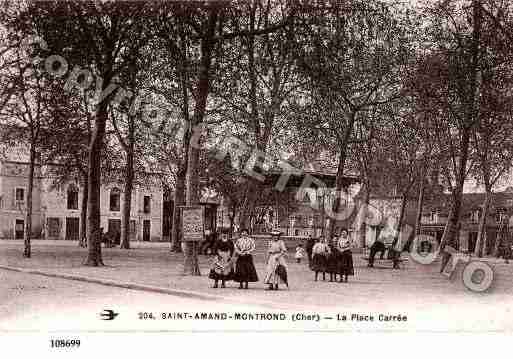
[[110, 187, 121, 212], [67, 184, 79, 210]]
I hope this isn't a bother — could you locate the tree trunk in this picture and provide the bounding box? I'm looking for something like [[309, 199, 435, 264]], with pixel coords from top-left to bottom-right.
[[84, 100, 108, 266], [79, 173, 88, 248], [406, 172, 426, 252], [239, 184, 258, 232], [320, 192, 326, 237], [440, 0, 482, 271], [414, 174, 425, 237], [328, 112, 356, 238], [183, 9, 218, 275], [439, 122, 473, 265], [393, 194, 408, 249], [359, 184, 370, 248], [328, 145, 349, 237], [120, 149, 134, 249], [171, 21, 190, 254], [474, 189, 491, 257], [171, 166, 186, 252], [23, 143, 36, 258], [238, 5, 261, 232], [492, 208, 504, 258], [229, 212, 235, 238], [440, 0, 482, 269]]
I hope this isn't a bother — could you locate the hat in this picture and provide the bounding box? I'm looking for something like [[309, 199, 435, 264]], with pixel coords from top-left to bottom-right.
[[270, 229, 282, 236]]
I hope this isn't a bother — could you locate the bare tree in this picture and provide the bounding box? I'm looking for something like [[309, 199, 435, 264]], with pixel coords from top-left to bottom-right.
[[294, 0, 414, 238]]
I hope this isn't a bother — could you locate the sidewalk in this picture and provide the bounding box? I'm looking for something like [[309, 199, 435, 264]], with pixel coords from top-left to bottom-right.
[[1, 240, 512, 311]]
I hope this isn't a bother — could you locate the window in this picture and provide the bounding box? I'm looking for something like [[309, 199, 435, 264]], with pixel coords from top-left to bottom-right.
[[143, 196, 151, 214], [15, 188, 25, 202], [129, 220, 136, 235], [470, 210, 480, 223], [110, 188, 120, 212], [429, 211, 438, 223], [67, 184, 79, 210], [496, 209, 507, 223]]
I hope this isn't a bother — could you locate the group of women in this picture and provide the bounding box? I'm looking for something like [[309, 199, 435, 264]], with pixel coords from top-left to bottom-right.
[[208, 229, 288, 290], [208, 228, 354, 290], [309, 230, 355, 282]]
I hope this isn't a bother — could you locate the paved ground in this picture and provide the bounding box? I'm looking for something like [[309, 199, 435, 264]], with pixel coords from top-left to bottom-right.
[[1, 239, 513, 332]]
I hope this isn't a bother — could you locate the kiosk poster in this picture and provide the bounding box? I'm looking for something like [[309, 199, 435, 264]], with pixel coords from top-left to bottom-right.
[[182, 206, 204, 241]]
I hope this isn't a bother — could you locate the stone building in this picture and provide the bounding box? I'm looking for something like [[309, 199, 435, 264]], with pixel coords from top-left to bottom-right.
[[0, 159, 164, 241]]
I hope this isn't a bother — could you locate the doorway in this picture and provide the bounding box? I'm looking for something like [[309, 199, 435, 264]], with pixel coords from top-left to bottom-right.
[[15, 219, 24, 239], [65, 217, 80, 241], [143, 220, 151, 242], [108, 219, 121, 245]]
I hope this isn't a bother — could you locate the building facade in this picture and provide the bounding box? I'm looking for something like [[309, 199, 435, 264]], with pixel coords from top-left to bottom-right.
[[366, 191, 513, 254], [419, 192, 513, 254], [0, 160, 164, 241]]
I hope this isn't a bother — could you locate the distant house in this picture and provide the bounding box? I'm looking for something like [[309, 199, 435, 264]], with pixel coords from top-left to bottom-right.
[[367, 189, 513, 254], [419, 192, 513, 254], [0, 159, 165, 241]]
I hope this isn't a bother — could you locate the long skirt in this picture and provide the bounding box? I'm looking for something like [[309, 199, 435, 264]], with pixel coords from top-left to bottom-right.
[[234, 254, 259, 283], [338, 250, 354, 276], [327, 252, 339, 274], [264, 253, 287, 285], [311, 253, 328, 272]]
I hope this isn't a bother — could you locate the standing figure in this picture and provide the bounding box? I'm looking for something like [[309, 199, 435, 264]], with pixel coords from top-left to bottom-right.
[[337, 230, 355, 282], [264, 231, 288, 290], [327, 240, 339, 282], [233, 229, 259, 289], [295, 244, 305, 263], [311, 237, 329, 281], [306, 235, 316, 269], [208, 233, 235, 288]]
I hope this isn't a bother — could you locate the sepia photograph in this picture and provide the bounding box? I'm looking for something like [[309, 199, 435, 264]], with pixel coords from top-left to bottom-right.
[[0, 0, 512, 352]]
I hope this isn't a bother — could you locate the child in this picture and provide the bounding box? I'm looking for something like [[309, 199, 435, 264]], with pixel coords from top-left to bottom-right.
[[208, 233, 234, 288], [295, 244, 305, 263]]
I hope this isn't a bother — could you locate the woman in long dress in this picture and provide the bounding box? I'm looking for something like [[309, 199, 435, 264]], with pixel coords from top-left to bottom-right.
[[264, 231, 288, 290], [327, 240, 339, 282], [233, 229, 259, 289], [311, 237, 329, 281], [208, 233, 235, 288], [337, 230, 355, 282]]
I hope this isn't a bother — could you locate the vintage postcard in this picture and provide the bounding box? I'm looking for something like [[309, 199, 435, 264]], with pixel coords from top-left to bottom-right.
[[1, 0, 512, 353]]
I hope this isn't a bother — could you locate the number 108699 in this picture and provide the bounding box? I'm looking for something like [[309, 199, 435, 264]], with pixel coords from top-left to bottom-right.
[[50, 339, 81, 348]]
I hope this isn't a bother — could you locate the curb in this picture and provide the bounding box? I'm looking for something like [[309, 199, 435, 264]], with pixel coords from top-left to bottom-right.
[[0, 265, 223, 302], [0, 264, 328, 310]]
